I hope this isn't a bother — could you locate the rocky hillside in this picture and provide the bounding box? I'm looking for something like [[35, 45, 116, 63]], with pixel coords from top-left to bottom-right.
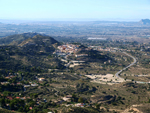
[[19, 34, 60, 53], [19, 34, 59, 46], [0, 33, 64, 72], [0, 32, 41, 45]]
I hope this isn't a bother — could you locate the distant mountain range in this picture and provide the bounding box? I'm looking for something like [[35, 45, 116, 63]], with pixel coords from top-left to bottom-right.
[[140, 19, 150, 25]]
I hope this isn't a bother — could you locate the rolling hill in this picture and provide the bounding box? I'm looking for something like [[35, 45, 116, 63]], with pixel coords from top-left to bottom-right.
[[19, 34, 60, 53], [0, 32, 40, 45], [0, 33, 64, 72]]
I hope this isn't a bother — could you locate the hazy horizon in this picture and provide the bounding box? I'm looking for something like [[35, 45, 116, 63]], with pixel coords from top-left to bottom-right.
[[0, 0, 150, 23], [0, 18, 144, 24]]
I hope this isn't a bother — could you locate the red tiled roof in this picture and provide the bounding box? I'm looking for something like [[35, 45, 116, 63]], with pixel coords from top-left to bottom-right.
[[7, 96, 13, 100]]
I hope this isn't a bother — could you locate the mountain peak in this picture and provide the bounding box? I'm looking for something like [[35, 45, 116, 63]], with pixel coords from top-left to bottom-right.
[[140, 19, 150, 25], [0, 32, 54, 46], [19, 34, 59, 47]]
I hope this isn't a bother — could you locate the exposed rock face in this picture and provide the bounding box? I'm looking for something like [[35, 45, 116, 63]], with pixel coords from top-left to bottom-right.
[[122, 104, 145, 113], [122, 107, 143, 113], [90, 95, 116, 104]]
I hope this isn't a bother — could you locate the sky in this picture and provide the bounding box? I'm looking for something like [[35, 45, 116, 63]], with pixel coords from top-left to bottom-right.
[[0, 0, 150, 21]]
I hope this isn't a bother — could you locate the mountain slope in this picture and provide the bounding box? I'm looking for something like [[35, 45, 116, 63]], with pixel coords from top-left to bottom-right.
[[19, 34, 60, 53], [0, 32, 39, 45], [0, 108, 20, 113], [0, 34, 63, 72], [19, 34, 59, 46]]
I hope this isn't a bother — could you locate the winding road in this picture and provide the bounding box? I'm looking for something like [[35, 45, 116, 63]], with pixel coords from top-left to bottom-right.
[[115, 52, 149, 84], [115, 52, 137, 79]]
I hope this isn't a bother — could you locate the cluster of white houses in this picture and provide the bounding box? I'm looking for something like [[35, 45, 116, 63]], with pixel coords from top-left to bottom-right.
[[57, 44, 79, 54]]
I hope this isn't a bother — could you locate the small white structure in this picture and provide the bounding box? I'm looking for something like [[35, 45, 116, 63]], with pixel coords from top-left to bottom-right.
[[38, 78, 45, 81], [31, 83, 38, 86], [75, 54, 88, 58], [24, 85, 31, 87], [62, 95, 72, 102]]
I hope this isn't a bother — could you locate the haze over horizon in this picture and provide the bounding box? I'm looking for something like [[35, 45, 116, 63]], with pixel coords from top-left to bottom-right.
[[0, 0, 150, 22]]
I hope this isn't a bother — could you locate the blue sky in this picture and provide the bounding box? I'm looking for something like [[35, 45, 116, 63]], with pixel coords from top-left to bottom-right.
[[0, 0, 150, 21]]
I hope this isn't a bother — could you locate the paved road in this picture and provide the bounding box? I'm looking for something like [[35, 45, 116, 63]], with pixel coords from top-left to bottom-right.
[[115, 52, 137, 79], [115, 52, 149, 84]]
